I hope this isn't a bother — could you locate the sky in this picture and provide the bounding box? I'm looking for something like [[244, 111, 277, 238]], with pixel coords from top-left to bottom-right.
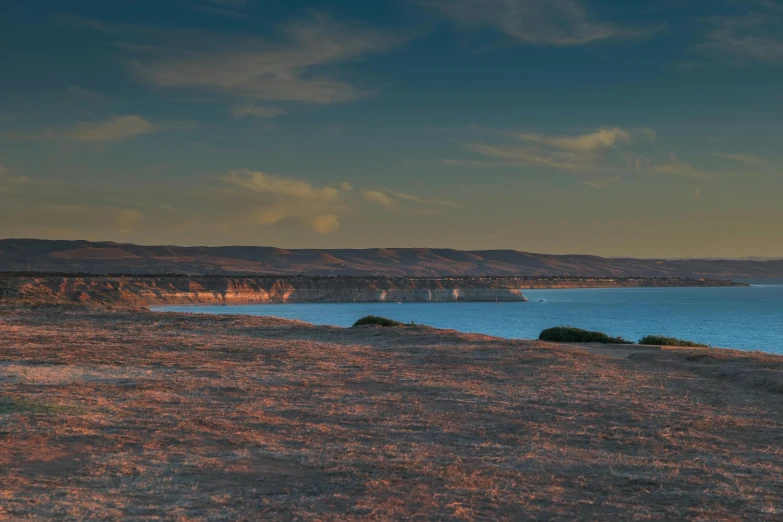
[[1, 0, 782, 258]]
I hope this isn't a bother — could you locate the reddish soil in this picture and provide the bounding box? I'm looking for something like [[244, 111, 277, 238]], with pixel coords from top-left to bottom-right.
[[1, 306, 782, 520]]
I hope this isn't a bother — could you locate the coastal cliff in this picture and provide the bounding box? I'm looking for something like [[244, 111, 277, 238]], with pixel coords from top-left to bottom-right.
[[0, 275, 746, 307], [0, 275, 530, 306]]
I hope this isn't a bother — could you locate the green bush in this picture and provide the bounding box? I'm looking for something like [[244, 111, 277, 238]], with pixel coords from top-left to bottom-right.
[[638, 335, 709, 348], [539, 326, 631, 344], [352, 316, 405, 328]]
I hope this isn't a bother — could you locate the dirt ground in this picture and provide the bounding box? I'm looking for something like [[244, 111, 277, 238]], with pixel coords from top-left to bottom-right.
[[1, 305, 782, 520]]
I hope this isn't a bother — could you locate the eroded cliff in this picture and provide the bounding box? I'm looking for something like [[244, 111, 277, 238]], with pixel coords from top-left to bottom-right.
[[0, 274, 746, 307], [0, 275, 528, 306]]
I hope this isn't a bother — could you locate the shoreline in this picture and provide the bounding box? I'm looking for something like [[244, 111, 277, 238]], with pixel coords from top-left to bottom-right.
[[148, 282, 756, 308], [145, 302, 756, 354], [146, 285, 774, 354], [1, 273, 746, 307]]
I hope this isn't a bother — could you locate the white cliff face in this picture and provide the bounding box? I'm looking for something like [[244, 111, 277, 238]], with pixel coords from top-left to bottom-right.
[[9, 276, 528, 305], [4, 275, 740, 306], [278, 287, 525, 303]]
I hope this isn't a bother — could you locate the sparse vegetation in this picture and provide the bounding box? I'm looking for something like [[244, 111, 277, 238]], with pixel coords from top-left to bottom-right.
[[2, 306, 783, 519], [539, 327, 711, 347], [352, 315, 405, 327], [0, 398, 62, 415], [639, 335, 710, 348], [539, 326, 632, 344]]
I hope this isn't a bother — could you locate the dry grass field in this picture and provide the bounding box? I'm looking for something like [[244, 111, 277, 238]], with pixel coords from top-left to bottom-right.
[[2, 305, 783, 520]]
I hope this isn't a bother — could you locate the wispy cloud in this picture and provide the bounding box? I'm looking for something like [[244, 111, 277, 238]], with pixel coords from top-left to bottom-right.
[[362, 188, 458, 208], [462, 142, 598, 172], [66, 115, 157, 142], [1, 201, 147, 237], [310, 213, 341, 234], [194, 0, 254, 20], [698, 1, 783, 65], [218, 170, 347, 233], [518, 128, 655, 152], [0, 165, 31, 190], [3, 115, 199, 143], [65, 85, 108, 102], [58, 15, 118, 34], [222, 170, 341, 202], [428, 0, 662, 46], [385, 189, 459, 207], [714, 152, 766, 165], [110, 208, 144, 234], [459, 127, 655, 172], [448, 126, 717, 184], [192, 6, 248, 19], [121, 11, 407, 104], [583, 177, 621, 189], [229, 105, 287, 119], [361, 189, 395, 208], [645, 153, 711, 180]]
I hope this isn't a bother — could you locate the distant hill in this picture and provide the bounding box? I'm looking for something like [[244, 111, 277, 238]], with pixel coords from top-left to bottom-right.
[[1, 239, 782, 279]]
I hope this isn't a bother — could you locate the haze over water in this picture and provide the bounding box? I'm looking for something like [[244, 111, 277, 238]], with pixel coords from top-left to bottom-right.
[[155, 284, 783, 354]]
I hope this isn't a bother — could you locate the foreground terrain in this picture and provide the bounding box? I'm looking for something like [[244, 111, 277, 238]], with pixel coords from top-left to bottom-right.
[[1, 306, 783, 520]]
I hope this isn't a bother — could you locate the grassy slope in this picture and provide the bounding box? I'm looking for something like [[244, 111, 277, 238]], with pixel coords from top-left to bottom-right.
[[1, 306, 782, 519]]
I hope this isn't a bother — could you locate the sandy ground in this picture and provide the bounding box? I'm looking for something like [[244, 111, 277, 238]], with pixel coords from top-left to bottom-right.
[[1, 305, 783, 520]]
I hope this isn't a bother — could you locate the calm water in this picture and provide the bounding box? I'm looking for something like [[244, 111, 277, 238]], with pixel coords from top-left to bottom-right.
[[153, 285, 783, 354]]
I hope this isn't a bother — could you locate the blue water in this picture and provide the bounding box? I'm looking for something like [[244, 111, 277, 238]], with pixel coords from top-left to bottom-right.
[[152, 285, 783, 354]]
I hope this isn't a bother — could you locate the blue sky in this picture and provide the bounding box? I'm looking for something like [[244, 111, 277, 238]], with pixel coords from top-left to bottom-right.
[[1, 0, 782, 257]]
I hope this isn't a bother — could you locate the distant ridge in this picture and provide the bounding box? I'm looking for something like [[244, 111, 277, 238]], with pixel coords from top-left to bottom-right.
[[1, 239, 782, 279]]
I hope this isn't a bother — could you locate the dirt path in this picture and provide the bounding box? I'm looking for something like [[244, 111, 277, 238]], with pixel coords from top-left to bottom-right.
[[2, 306, 782, 520]]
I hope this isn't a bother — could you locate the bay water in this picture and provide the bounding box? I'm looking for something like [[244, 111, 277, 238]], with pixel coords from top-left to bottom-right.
[[153, 284, 783, 354]]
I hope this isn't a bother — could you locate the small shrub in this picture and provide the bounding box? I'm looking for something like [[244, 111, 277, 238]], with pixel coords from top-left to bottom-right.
[[639, 335, 709, 348], [352, 316, 405, 328], [539, 326, 631, 344]]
